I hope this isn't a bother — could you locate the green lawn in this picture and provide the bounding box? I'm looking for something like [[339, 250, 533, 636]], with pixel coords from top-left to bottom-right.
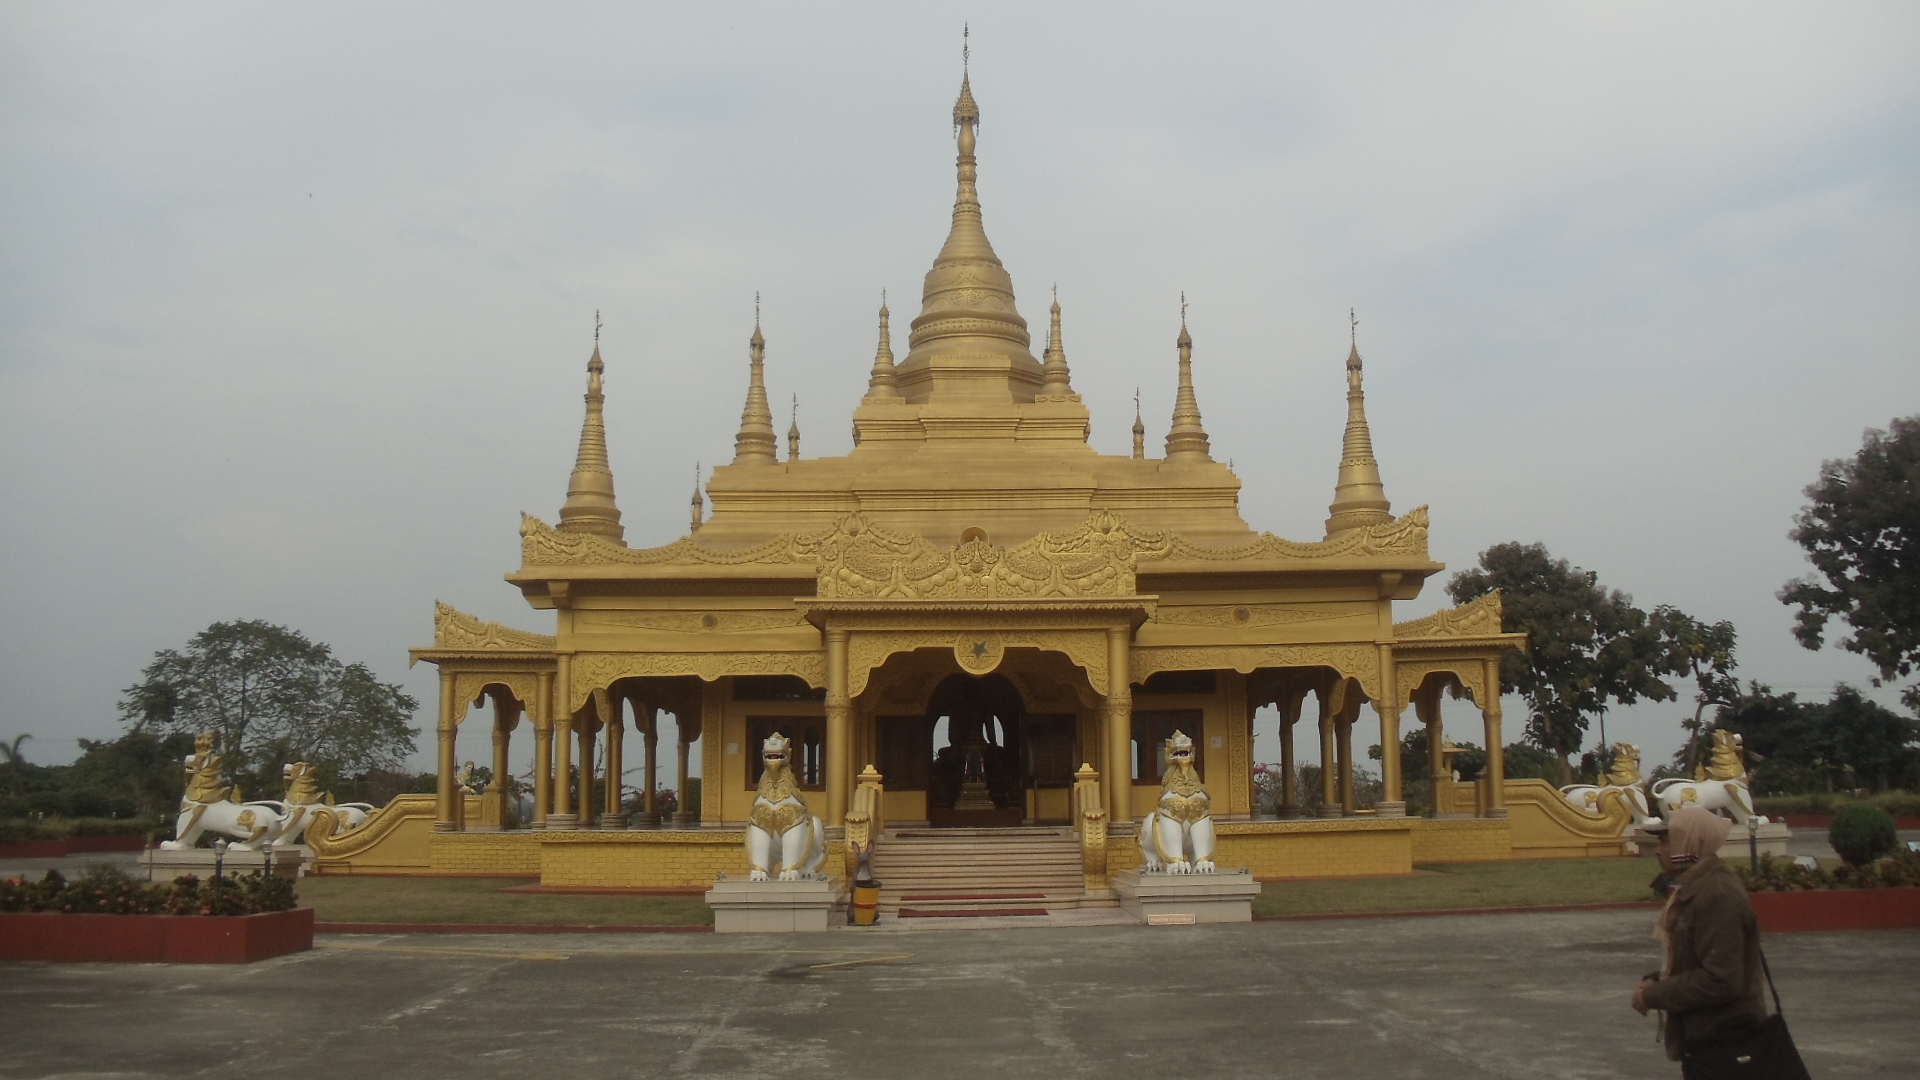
[[1254, 857, 1662, 918], [297, 876, 712, 926]]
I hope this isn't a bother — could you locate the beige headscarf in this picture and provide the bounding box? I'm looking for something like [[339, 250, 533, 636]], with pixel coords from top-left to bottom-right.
[[1666, 806, 1733, 865]]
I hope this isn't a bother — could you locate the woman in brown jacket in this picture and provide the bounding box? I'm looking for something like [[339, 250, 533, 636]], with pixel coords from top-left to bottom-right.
[[1632, 807, 1768, 1071]]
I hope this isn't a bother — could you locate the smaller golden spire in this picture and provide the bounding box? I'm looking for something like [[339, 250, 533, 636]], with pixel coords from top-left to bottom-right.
[[864, 291, 898, 400], [1039, 284, 1074, 396], [689, 461, 703, 533], [1163, 293, 1213, 463], [557, 311, 625, 542], [732, 294, 778, 465], [787, 395, 800, 461], [1325, 309, 1393, 534], [1132, 387, 1146, 459]]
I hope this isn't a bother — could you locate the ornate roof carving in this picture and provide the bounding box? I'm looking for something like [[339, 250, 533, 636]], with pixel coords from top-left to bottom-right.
[[1161, 506, 1428, 563], [519, 505, 1430, 585], [1393, 591, 1506, 639], [433, 602, 557, 651]]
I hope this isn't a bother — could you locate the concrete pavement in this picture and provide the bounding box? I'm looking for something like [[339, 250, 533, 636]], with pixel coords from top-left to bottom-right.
[[2, 908, 1914, 1079]]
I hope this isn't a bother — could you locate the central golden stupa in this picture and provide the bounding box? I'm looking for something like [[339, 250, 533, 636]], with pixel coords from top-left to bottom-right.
[[381, 63, 1596, 894]]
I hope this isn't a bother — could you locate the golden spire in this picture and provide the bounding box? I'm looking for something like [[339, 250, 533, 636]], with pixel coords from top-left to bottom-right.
[[1324, 309, 1392, 534], [557, 312, 625, 542], [1163, 294, 1212, 462], [731, 295, 778, 465], [1132, 387, 1146, 459], [787, 395, 800, 461], [1037, 284, 1076, 397], [864, 291, 898, 400], [689, 462, 703, 533], [894, 36, 1041, 403]]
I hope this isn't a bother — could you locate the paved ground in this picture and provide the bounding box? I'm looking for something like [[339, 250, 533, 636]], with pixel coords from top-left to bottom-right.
[[2, 909, 1914, 1079]]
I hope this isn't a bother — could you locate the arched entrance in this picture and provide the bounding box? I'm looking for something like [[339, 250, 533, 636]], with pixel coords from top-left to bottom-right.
[[876, 672, 1080, 827]]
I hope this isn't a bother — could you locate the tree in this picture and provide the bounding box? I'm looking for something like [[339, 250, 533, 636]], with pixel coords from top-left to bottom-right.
[[1648, 606, 1741, 777], [1780, 415, 1920, 711], [1716, 682, 1919, 795], [0, 734, 29, 797], [1448, 542, 1683, 783], [65, 731, 196, 819], [118, 620, 419, 797]]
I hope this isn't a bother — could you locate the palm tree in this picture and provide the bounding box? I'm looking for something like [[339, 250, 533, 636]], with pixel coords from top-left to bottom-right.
[[0, 734, 29, 796]]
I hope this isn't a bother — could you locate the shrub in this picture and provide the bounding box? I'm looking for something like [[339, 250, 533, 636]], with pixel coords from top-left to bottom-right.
[[1828, 803, 1899, 866], [0, 865, 296, 915]]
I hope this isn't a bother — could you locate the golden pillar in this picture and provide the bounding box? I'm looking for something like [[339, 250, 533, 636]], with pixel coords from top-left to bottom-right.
[[1104, 624, 1133, 826], [1482, 657, 1507, 819], [602, 692, 626, 828], [533, 672, 553, 829], [578, 715, 597, 828], [1279, 684, 1307, 816], [1374, 646, 1405, 817], [825, 627, 851, 826], [673, 708, 695, 827], [1336, 713, 1355, 815], [551, 657, 576, 827], [638, 696, 658, 821], [1317, 694, 1340, 817], [1416, 680, 1447, 817], [434, 670, 458, 831]]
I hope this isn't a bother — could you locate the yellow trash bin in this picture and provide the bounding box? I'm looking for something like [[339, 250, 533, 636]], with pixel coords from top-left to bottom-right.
[[851, 881, 881, 926]]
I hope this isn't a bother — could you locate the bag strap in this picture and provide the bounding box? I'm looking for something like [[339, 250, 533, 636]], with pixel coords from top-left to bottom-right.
[[1757, 940, 1784, 1018]]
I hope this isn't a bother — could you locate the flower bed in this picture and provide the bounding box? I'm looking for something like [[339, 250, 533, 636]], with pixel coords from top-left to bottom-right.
[[0, 865, 310, 963], [1740, 852, 1920, 932], [1748, 889, 1920, 933], [0, 908, 314, 963]]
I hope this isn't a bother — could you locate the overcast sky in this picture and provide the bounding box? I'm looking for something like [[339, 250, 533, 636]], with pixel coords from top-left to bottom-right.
[[3, 3, 1916, 779]]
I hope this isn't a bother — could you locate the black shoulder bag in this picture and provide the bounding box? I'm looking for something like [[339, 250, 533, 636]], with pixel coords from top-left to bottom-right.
[[1680, 945, 1811, 1080]]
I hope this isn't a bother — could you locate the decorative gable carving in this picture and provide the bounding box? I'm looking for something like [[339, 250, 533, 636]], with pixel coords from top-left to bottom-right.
[[1393, 591, 1505, 639], [433, 602, 557, 651]]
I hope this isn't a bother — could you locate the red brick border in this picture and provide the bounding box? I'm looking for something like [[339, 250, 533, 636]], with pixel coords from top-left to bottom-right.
[[314, 921, 712, 934]]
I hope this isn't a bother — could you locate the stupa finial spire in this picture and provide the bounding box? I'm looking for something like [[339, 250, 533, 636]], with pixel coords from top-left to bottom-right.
[[732, 295, 778, 465], [1163, 292, 1212, 462], [864, 290, 898, 400], [689, 462, 703, 533], [787, 394, 801, 461], [557, 313, 625, 542], [1039, 283, 1075, 396], [1325, 309, 1393, 534]]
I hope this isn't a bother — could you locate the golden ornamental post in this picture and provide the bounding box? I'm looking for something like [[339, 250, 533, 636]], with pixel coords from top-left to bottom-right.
[[1104, 624, 1133, 827], [434, 670, 458, 831], [825, 627, 852, 825]]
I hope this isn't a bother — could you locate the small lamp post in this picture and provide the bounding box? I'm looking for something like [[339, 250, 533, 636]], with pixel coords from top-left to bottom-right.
[[213, 838, 229, 881]]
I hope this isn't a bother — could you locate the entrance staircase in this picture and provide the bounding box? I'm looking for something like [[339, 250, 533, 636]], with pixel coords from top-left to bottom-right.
[[869, 827, 1085, 919]]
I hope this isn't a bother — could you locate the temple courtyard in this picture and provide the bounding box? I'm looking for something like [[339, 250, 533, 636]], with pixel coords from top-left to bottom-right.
[[2, 911, 1913, 1079]]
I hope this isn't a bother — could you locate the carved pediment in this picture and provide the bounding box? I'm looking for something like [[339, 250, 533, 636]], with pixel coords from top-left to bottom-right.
[[433, 602, 556, 651], [804, 511, 1171, 600], [1394, 591, 1505, 639], [519, 504, 1430, 583]]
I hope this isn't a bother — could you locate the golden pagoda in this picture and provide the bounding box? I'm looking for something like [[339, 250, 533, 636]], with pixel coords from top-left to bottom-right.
[[376, 63, 1642, 894]]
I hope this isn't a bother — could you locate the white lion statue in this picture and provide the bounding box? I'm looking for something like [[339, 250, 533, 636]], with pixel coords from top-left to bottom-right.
[[1139, 730, 1216, 874], [161, 733, 286, 851], [269, 761, 374, 848], [1560, 742, 1656, 828], [746, 732, 826, 882], [1652, 730, 1760, 824]]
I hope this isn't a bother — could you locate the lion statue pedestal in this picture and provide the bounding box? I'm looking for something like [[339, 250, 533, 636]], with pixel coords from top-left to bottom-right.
[[707, 732, 842, 933], [1114, 729, 1258, 923]]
